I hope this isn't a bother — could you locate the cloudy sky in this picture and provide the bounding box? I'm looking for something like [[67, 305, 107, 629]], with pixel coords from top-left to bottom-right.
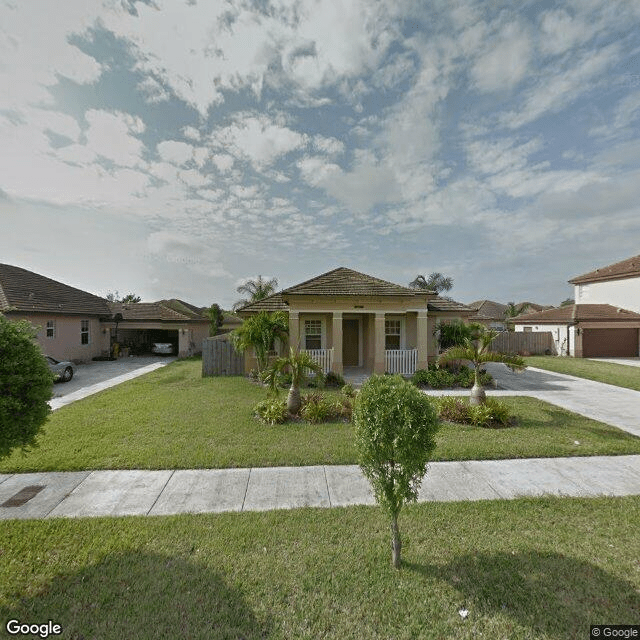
[[2, 0, 640, 309]]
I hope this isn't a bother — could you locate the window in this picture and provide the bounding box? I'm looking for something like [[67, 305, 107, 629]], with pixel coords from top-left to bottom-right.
[[385, 318, 401, 350], [46, 320, 55, 338], [304, 319, 322, 350], [81, 319, 90, 345], [523, 326, 532, 333]]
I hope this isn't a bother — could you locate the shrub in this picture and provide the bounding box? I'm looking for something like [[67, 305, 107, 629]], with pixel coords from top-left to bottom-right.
[[354, 375, 439, 568], [469, 398, 512, 428], [0, 315, 54, 459], [325, 371, 346, 387], [253, 398, 288, 425], [436, 396, 472, 424], [436, 319, 473, 350], [341, 383, 356, 398]]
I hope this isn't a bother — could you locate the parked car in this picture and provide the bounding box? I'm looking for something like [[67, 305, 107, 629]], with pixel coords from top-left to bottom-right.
[[46, 356, 75, 382], [151, 343, 175, 355]]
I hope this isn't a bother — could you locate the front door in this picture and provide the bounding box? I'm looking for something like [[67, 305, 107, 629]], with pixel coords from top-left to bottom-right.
[[343, 319, 359, 366]]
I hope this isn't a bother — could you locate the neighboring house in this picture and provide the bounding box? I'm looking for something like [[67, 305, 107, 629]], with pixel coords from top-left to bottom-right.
[[0, 263, 111, 362], [513, 303, 640, 357], [467, 300, 508, 331], [106, 299, 211, 357], [236, 267, 473, 375], [569, 253, 640, 314]]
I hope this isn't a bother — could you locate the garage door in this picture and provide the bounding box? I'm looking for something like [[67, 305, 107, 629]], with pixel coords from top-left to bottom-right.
[[582, 328, 639, 357]]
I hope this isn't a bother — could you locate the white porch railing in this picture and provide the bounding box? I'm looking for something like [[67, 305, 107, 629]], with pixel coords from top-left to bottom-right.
[[301, 348, 334, 374], [385, 349, 417, 375]]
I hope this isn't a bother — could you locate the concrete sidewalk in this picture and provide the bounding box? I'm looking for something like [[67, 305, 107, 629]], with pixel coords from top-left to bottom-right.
[[1, 456, 639, 520]]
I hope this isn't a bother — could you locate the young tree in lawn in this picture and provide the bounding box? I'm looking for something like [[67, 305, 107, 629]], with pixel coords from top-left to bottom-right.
[[0, 315, 54, 460], [230, 311, 288, 373], [353, 375, 439, 569], [438, 323, 525, 405], [265, 347, 324, 414]]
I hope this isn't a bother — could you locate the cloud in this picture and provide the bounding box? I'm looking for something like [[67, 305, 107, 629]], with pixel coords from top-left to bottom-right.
[[84, 109, 146, 168], [210, 114, 307, 168], [157, 140, 196, 166], [471, 21, 532, 93]]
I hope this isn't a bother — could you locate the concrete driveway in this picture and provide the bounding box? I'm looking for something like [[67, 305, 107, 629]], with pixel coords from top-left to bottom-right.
[[588, 357, 640, 368], [482, 363, 640, 438]]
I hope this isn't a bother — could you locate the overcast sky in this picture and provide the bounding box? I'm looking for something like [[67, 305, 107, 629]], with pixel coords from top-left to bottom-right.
[[2, 0, 640, 309]]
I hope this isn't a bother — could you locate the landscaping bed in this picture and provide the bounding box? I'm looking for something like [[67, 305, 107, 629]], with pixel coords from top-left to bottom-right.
[[1, 359, 639, 472], [0, 497, 638, 639]]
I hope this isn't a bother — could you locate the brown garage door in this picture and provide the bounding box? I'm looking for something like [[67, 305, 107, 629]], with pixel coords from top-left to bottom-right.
[[582, 328, 639, 357]]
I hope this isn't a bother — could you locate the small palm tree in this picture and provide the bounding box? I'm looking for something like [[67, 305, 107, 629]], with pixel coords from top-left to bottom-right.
[[504, 302, 530, 331], [438, 324, 525, 405], [233, 276, 278, 311], [230, 311, 288, 373], [268, 347, 325, 415]]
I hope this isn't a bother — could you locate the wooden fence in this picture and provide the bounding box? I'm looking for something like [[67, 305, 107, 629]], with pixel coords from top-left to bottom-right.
[[490, 331, 556, 355], [202, 336, 244, 376]]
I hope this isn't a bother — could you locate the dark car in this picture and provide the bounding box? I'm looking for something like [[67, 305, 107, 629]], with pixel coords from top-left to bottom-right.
[[46, 356, 75, 382]]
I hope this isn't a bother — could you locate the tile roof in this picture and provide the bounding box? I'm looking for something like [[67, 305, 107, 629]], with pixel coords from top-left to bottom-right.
[[427, 298, 474, 313], [235, 293, 288, 314], [513, 304, 640, 324], [281, 267, 420, 297], [109, 300, 208, 322], [467, 300, 507, 321], [569, 254, 640, 284], [0, 263, 111, 316]]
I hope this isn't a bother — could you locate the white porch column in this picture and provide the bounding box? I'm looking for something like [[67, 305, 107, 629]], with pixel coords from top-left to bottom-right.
[[289, 311, 300, 351], [373, 312, 385, 374], [332, 311, 343, 374], [416, 311, 429, 370]]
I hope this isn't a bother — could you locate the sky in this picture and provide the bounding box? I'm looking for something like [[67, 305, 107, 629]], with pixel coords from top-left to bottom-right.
[[2, 0, 640, 310]]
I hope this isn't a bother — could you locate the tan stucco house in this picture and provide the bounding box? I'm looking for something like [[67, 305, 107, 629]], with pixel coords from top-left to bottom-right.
[[513, 254, 640, 357], [0, 263, 112, 362], [236, 267, 473, 375]]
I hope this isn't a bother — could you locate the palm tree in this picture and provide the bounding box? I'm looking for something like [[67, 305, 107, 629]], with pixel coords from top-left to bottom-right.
[[504, 302, 530, 331], [233, 275, 278, 311], [438, 324, 525, 405], [230, 311, 288, 373], [266, 347, 325, 414], [409, 272, 453, 295]]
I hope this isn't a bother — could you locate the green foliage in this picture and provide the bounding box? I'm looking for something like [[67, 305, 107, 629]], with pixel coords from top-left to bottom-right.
[[207, 303, 224, 336], [253, 398, 288, 425], [341, 383, 356, 398], [435, 319, 473, 351], [233, 275, 278, 311], [300, 393, 333, 424], [106, 291, 141, 303], [409, 272, 453, 294], [353, 375, 440, 567], [230, 311, 288, 373], [435, 396, 513, 428], [324, 371, 346, 387], [0, 315, 54, 459], [411, 364, 493, 389]]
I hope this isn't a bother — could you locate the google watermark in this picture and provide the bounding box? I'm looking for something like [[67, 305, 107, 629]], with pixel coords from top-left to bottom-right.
[[6, 619, 62, 638], [591, 626, 639, 638]]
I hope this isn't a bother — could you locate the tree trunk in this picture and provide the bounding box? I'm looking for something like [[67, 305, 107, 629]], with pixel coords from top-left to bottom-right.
[[287, 384, 301, 415], [470, 364, 486, 406], [391, 513, 401, 569]]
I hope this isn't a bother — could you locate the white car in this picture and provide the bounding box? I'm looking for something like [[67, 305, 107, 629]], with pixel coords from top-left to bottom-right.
[[151, 343, 174, 355]]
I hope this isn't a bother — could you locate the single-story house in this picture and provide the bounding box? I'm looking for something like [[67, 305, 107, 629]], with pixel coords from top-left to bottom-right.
[[467, 300, 508, 331], [104, 299, 212, 357], [236, 267, 473, 375], [0, 263, 111, 362], [512, 304, 640, 357]]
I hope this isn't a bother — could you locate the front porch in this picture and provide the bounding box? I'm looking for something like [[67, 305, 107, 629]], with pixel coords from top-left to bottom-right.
[[299, 346, 420, 376]]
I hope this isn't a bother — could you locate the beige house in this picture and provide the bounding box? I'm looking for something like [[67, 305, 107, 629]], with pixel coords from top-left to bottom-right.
[[0, 263, 111, 362], [237, 267, 473, 375]]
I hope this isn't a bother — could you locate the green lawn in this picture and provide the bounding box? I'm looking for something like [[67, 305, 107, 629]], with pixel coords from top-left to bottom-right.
[[1, 359, 638, 473], [1, 497, 638, 639], [526, 355, 640, 391]]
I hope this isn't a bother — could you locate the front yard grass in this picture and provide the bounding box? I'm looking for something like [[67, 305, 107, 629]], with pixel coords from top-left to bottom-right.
[[1, 359, 639, 473], [526, 355, 640, 391], [1, 497, 638, 639]]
